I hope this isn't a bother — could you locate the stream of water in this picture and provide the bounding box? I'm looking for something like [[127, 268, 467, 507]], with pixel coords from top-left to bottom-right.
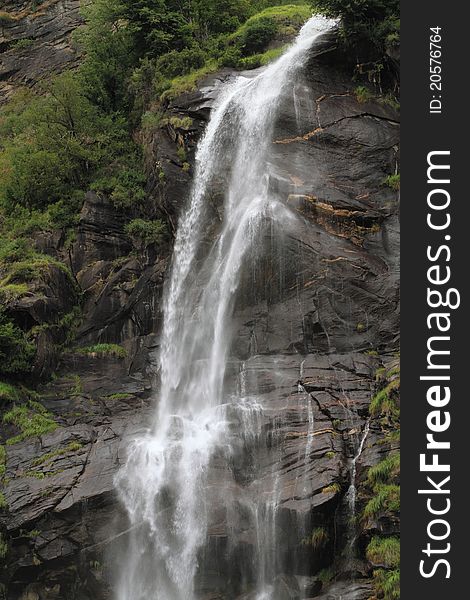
[[115, 16, 336, 600]]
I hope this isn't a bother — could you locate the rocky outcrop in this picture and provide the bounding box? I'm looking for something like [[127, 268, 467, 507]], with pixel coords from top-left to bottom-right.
[[0, 1, 82, 104], [0, 34, 399, 600]]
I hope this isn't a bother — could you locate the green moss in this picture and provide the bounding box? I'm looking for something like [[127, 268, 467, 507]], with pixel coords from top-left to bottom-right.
[[74, 343, 127, 359], [363, 484, 400, 519], [367, 536, 400, 568], [3, 401, 57, 445], [325, 451, 335, 460], [384, 174, 400, 191], [0, 492, 7, 511]]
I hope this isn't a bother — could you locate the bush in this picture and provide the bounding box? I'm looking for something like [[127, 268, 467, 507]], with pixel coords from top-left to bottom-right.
[[363, 484, 400, 519], [367, 452, 400, 486], [239, 17, 277, 55], [373, 568, 400, 600], [0, 316, 36, 376], [125, 219, 166, 247], [156, 47, 207, 79], [366, 536, 400, 568], [369, 379, 400, 419], [0, 382, 19, 405], [313, 0, 400, 59]]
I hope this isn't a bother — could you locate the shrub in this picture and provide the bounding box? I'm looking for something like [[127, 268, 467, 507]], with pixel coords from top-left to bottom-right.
[[369, 379, 400, 419], [239, 17, 278, 55], [363, 484, 400, 518], [366, 536, 400, 568], [125, 219, 166, 247], [367, 452, 400, 486], [373, 568, 400, 600], [0, 382, 19, 404], [313, 0, 400, 58], [12, 38, 34, 51], [0, 533, 7, 558], [0, 316, 36, 376], [156, 47, 207, 79], [355, 85, 373, 103]]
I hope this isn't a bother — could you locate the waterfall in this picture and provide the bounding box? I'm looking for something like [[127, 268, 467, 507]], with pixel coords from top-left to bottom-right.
[[114, 15, 336, 600]]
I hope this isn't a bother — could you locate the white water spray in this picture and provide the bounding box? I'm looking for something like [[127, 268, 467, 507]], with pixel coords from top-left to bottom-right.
[[115, 16, 336, 600]]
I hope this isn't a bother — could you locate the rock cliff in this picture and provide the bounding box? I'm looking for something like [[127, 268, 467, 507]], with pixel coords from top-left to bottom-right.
[[0, 26, 400, 600]]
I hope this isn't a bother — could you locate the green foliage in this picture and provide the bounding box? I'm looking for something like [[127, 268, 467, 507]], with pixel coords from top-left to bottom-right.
[[355, 85, 373, 103], [384, 174, 400, 191], [373, 568, 400, 600], [367, 452, 400, 486], [12, 38, 34, 51], [0, 382, 19, 405], [91, 151, 147, 209], [75, 343, 127, 358], [363, 484, 400, 519], [302, 527, 329, 549], [0, 315, 36, 377], [0, 445, 6, 477], [316, 567, 334, 584], [31, 441, 83, 467], [230, 5, 309, 55], [0, 533, 7, 558], [366, 536, 400, 568], [3, 401, 57, 445], [312, 0, 400, 59], [125, 219, 166, 246], [104, 392, 134, 400], [370, 378, 400, 419], [0, 74, 140, 213]]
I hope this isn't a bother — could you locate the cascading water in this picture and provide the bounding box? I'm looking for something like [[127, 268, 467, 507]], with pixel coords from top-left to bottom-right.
[[115, 15, 336, 600]]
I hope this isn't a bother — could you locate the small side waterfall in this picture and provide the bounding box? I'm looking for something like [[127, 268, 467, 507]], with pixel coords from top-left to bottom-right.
[[114, 16, 336, 600]]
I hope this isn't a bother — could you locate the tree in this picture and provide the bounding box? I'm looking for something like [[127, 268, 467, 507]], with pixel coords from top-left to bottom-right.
[[313, 0, 399, 57]]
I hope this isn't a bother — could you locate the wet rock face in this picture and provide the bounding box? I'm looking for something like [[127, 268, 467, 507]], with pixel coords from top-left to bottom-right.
[[1, 39, 399, 600], [0, 0, 82, 104]]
